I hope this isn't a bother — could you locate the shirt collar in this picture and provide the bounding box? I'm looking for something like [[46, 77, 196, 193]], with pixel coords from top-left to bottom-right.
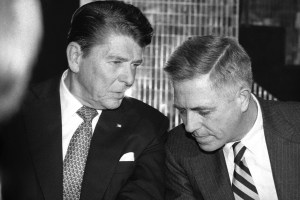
[[241, 94, 264, 156], [60, 70, 84, 123]]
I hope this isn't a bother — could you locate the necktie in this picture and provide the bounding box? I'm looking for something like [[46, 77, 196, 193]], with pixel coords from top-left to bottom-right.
[[232, 142, 260, 200], [63, 106, 97, 200]]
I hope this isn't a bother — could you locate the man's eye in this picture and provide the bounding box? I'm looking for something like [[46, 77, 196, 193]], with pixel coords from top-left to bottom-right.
[[112, 61, 122, 64], [199, 111, 209, 117], [132, 63, 141, 68], [178, 109, 186, 115]]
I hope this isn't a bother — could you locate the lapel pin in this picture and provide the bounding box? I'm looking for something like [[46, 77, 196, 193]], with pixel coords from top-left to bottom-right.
[[117, 124, 122, 128]]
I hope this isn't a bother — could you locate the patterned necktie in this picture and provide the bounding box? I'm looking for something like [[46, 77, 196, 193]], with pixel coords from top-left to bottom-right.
[[63, 106, 97, 200], [232, 142, 260, 200]]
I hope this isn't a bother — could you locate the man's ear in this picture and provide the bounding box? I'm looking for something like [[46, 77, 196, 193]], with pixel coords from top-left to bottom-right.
[[237, 86, 251, 113], [66, 42, 83, 73]]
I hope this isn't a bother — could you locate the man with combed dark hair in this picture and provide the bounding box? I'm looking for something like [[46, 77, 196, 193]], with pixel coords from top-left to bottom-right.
[[0, 1, 169, 200], [164, 35, 300, 200]]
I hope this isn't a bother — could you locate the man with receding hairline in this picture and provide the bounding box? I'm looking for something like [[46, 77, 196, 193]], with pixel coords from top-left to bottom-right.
[[164, 35, 300, 200]]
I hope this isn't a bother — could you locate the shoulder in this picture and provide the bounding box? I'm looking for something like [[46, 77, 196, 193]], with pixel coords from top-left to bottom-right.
[[119, 97, 169, 140], [122, 97, 169, 123], [260, 98, 300, 111], [259, 98, 300, 126], [23, 75, 61, 103], [259, 98, 300, 141]]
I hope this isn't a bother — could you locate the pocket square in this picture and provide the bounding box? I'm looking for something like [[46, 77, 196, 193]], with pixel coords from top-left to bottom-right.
[[119, 152, 134, 161]]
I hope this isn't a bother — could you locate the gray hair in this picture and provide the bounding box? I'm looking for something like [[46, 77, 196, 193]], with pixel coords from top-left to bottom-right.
[[164, 35, 253, 94]]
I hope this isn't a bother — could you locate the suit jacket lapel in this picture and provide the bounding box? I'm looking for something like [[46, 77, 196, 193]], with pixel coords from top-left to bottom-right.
[[80, 99, 135, 200], [191, 148, 235, 200], [261, 100, 300, 200], [24, 78, 63, 200]]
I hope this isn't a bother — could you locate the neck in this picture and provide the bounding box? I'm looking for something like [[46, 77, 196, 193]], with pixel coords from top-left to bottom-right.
[[238, 95, 258, 141], [64, 70, 72, 91], [64, 70, 90, 107]]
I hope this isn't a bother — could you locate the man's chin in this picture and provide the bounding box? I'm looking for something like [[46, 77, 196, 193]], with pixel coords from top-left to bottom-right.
[[101, 99, 123, 110], [197, 142, 221, 152]]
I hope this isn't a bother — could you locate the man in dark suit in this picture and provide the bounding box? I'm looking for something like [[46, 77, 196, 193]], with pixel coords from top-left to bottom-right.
[[164, 35, 300, 200], [0, 1, 169, 200]]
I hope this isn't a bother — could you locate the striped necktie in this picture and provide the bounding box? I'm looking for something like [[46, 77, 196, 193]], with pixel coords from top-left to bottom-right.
[[63, 106, 97, 200], [232, 142, 260, 200]]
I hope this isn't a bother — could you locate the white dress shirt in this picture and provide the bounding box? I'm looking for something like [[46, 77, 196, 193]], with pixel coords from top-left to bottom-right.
[[223, 95, 278, 200], [59, 70, 101, 159]]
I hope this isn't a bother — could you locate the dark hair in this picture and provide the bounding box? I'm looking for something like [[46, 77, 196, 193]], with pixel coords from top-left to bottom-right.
[[164, 35, 253, 91], [67, 1, 153, 57]]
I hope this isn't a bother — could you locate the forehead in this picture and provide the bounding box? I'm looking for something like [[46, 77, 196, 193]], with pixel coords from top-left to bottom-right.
[[93, 34, 143, 58], [173, 75, 222, 109]]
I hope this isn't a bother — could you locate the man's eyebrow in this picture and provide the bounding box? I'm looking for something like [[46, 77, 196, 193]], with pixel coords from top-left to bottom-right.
[[107, 55, 128, 61], [132, 59, 143, 64], [173, 104, 183, 110], [190, 106, 215, 111], [107, 55, 143, 64], [173, 104, 214, 111]]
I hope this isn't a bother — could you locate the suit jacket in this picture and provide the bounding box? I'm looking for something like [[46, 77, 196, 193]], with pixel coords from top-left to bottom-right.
[[0, 76, 169, 200], [165, 98, 300, 200]]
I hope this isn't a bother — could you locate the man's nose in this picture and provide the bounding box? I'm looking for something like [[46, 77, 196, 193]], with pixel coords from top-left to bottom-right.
[[184, 112, 202, 133], [120, 65, 136, 86]]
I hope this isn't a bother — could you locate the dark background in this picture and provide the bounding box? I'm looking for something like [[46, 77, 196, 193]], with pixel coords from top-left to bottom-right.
[[30, 0, 79, 84], [239, 25, 300, 101]]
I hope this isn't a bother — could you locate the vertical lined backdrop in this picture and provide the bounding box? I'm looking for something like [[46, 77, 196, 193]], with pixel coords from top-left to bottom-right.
[[81, 0, 276, 128]]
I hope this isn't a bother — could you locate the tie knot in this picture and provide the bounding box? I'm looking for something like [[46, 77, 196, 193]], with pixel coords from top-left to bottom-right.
[[232, 142, 246, 163], [76, 106, 97, 122]]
